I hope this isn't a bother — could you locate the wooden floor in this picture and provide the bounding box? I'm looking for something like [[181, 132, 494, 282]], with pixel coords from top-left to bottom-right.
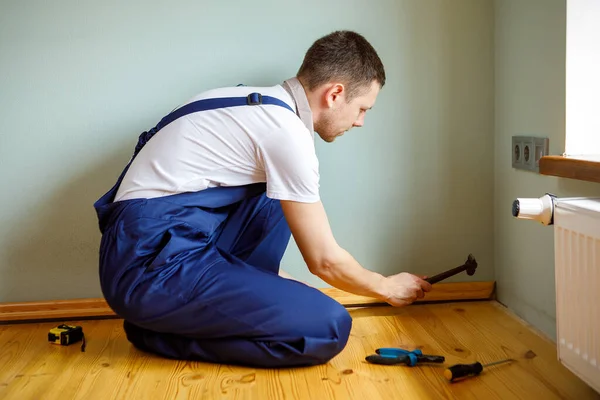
[[0, 301, 597, 400]]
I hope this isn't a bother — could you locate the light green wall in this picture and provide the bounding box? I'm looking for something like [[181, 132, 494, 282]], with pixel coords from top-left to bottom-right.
[[494, 0, 600, 340], [0, 0, 494, 302]]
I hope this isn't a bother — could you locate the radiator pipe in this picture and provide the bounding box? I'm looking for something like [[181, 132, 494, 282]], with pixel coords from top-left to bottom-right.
[[512, 193, 557, 226]]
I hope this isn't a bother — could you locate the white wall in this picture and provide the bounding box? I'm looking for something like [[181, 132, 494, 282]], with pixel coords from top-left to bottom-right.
[[494, 0, 600, 339]]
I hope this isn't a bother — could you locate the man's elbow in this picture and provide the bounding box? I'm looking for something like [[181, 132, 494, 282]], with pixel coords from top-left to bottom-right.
[[306, 259, 331, 277], [306, 248, 345, 277]]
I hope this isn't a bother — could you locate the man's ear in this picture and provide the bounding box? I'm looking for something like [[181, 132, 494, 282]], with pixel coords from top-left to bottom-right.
[[324, 83, 345, 108]]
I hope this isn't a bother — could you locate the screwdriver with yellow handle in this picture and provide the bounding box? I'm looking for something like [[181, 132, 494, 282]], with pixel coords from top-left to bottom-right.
[[444, 359, 515, 382]]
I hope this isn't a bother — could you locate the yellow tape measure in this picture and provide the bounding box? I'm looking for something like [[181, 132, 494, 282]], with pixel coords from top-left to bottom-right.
[[48, 324, 86, 352]]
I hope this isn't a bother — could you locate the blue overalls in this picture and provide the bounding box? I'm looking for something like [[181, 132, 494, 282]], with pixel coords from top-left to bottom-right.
[[93, 92, 352, 368]]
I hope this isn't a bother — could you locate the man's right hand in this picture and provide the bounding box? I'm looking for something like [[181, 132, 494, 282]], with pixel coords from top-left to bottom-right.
[[379, 272, 433, 307]]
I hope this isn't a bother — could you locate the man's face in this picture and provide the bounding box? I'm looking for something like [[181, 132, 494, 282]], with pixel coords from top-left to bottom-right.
[[314, 80, 380, 143]]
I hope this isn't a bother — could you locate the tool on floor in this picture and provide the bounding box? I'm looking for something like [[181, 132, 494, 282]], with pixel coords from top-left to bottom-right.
[[48, 324, 86, 352], [444, 358, 514, 382], [425, 254, 477, 284], [366, 348, 445, 366]]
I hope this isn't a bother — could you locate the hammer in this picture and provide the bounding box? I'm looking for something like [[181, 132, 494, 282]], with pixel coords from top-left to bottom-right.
[[425, 254, 478, 284]]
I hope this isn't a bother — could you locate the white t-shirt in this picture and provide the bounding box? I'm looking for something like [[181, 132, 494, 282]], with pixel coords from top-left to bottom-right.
[[114, 80, 320, 203]]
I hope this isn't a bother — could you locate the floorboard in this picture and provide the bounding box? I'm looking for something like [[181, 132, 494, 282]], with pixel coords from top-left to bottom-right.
[[0, 301, 597, 399]]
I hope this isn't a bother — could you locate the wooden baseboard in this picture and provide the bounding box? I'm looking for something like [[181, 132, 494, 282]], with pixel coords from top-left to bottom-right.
[[0, 298, 116, 323], [321, 281, 495, 307], [0, 281, 495, 323]]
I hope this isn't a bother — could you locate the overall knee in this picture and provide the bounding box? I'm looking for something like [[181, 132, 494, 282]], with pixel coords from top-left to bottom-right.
[[328, 301, 353, 353], [307, 299, 352, 364]]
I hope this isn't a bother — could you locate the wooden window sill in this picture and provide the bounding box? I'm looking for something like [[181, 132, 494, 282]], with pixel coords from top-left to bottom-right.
[[539, 155, 600, 183]]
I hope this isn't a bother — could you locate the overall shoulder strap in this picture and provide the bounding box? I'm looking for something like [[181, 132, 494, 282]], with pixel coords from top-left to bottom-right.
[[155, 92, 294, 132], [133, 92, 295, 158]]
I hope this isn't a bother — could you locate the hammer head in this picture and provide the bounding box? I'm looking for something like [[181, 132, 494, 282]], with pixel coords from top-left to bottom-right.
[[465, 253, 478, 276]]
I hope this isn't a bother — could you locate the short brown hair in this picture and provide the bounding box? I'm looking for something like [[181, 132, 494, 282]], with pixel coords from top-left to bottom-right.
[[297, 30, 386, 101]]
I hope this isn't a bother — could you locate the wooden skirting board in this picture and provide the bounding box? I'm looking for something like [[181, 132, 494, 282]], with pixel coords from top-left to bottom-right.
[[322, 281, 495, 307], [0, 281, 495, 323]]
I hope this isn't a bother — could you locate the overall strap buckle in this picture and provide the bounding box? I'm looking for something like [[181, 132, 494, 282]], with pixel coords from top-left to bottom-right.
[[247, 92, 262, 105]]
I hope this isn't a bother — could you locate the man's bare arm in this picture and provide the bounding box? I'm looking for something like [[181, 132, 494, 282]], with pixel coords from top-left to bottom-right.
[[280, 200, 432, 305], [280, 200, 387, 299]]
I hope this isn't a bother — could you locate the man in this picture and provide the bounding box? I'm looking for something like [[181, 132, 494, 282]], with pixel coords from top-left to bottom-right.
[[94, 30, 431, 368]]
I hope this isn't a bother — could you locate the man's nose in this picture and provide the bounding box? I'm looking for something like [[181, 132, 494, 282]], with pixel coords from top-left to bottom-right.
[[353, 116, 365, 127]]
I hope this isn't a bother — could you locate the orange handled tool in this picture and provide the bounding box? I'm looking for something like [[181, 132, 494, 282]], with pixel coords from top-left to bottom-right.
[[444, 359, 514, 382]]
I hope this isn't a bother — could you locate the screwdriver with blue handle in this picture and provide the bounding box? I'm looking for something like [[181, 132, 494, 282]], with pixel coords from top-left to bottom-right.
[[444, 358, 515, 382]]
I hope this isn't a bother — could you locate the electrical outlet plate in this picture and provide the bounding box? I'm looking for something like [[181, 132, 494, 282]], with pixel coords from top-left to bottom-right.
[[512, 136, 549, 172]]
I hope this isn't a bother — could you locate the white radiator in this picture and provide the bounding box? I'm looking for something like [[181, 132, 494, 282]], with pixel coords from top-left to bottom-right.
[[554, 198, 600, 393]]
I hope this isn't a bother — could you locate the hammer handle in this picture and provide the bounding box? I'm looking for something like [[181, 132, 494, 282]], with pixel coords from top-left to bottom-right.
[[425, 265, 470, 284]]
